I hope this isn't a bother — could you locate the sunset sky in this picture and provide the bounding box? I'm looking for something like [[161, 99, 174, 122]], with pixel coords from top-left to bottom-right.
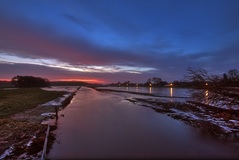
[[0, 0, 239, 83]]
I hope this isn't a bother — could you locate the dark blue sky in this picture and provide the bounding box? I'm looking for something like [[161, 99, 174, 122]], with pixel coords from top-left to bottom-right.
[[0, 0, 239, 83]]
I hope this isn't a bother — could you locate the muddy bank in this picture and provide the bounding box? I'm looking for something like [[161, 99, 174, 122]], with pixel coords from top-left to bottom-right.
[[0, 86, 80, 159]]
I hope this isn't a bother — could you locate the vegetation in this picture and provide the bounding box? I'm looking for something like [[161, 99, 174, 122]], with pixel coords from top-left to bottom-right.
[[109, 77, 168, 87], [0, 84, 77, 158], [186, 67, 239, 108], [0, 88, 67, 118], [50, 81, 89, 86], [11, 75, 50, 88]]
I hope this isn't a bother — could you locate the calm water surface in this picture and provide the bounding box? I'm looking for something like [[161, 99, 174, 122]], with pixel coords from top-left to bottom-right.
[[47, 87, 239, 159], [97, 86, 190, 97]]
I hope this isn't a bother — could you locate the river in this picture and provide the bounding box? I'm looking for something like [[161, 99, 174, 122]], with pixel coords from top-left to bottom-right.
[[47, 87, 239, 159]]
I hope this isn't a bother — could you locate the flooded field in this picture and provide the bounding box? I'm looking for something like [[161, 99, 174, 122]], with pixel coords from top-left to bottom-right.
[[47, 87, 239, 159]]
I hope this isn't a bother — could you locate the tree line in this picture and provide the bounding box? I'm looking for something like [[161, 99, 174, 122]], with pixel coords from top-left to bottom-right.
[[11, 75, 50, 88], [109, 68, 239, 108], [9, 68, 239, 108]]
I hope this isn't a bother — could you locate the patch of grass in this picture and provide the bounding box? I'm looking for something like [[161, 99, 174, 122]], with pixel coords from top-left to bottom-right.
[[0, 88, 67, 118]]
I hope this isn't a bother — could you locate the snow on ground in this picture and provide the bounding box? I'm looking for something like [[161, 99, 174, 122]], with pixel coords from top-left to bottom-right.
[[41, 86, 79, 92], [120, 92, 239, 136], [0, 145, 14, 159], [39, 86, 80, 118], [40, 93, 72, 107], [170, 108, 238, 133], [26, 135, 36, 147], [170, 108, 201, 120], [40, 86, 80, 107], [41, 112, 56, 116]]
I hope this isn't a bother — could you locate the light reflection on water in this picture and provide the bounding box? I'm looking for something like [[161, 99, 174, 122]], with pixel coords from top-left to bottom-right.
[[149, 87, 152, 94], [136, 86, 138, 92], [205, 90, 209, 104], [100, 86, 190, 97], [170, 87, 173, 97]]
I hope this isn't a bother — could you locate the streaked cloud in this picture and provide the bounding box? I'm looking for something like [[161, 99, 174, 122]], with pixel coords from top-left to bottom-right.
[[0, 53, 156, 74]]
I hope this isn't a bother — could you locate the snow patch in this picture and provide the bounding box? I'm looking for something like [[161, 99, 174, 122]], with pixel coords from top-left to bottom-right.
[[40, 93, 72, 107], [0, 145, 14, 159], [41, 112, 56, 116], [26, 135, 36, 147], [41, 86, 79, 92], [170, 108, 201, 120]]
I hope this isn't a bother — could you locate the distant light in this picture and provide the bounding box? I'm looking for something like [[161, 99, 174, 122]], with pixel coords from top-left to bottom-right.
[[206, 83, 208, 86], [170, 83, 173, 86], [149, 83, 152, 87]]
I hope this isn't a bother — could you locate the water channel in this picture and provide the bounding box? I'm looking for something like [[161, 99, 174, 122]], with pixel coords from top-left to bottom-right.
[[47, 87, 239, 159]]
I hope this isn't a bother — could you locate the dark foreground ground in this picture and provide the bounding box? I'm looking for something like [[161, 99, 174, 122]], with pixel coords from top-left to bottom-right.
[[0, 87, 79, 159]]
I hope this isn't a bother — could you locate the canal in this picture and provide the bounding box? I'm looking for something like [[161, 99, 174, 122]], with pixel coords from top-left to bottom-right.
[[47, 87, 239, 159]]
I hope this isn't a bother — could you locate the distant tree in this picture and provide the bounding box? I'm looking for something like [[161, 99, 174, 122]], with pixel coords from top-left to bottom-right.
[[144, 78, 151, 86], [11, 75, 50, 88], [143, 77, 168, 87], [222, 73, 229, 84], [227, 69, 239, 85], [186, 67, 239, 108], [122, 81, 131, 86], [152, 77, 162, 86], [172, 81, 179, 86]]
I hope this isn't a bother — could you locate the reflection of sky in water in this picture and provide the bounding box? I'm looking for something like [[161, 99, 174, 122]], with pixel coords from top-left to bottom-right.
[[48, 87, 239, 159], [100, 87, 190, 97]]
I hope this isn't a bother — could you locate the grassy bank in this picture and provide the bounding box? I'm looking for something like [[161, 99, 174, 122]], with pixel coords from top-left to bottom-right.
[[0, 88, 67, 118], [0, 87, 69, 158]]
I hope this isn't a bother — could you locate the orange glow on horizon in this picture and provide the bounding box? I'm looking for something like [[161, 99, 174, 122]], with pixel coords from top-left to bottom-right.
[[0, 78, 11, 81], [0, 78, 105, 84], [55, 78, 105, 84]]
